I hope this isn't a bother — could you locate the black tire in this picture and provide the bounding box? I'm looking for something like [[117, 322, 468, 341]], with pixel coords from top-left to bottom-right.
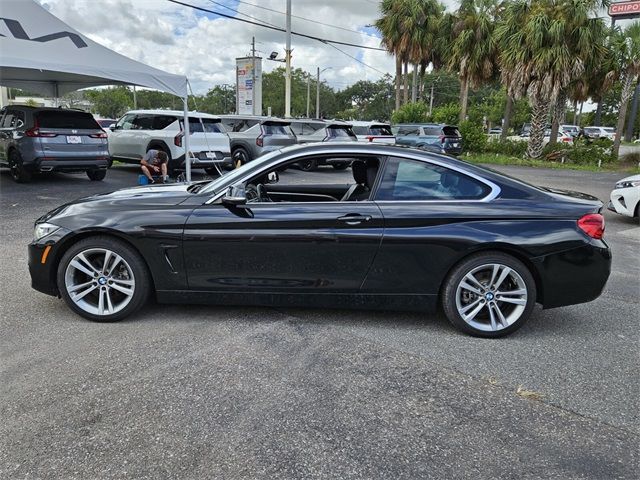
[[87, 169, 107, 181], [8, 149, 32, 183], [232, 147, 250, 168], [332, 163, 349, 170], [57, 236, 152, 322], [441, 252, 536, 338], [298, 159, 317, 172], [205, 166, 222, 176]]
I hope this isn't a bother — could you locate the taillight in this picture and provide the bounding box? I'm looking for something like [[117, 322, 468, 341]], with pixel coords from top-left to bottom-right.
[[578, 213, 605, 239], [25, 128, 56, 137], [439, 135, 445, 144], [89, 132, 107, 139], [174, 131, 184, 147], [256, 134, 264, 147], [366, 135, 375, 142]]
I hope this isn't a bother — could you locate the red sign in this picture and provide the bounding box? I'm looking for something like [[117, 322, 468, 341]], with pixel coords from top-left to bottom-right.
[[609, 0, 640, 17]]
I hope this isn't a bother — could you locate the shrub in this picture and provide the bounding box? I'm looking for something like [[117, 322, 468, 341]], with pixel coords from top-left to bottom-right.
[[459, 121, 487, 153], [484, 138, 528, 157], [391, 102, 429, 124], [431, 103, 460, 125], [543, 141, 615, 165]]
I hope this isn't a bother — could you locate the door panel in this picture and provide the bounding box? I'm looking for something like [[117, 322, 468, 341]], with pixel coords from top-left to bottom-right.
[[183, 202, 383, 292]]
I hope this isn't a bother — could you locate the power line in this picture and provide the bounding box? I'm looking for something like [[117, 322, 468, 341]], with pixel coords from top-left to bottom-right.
[[206, 0, 280, 29], [234, 0, 381, 39], [325, 42, 388, 76], [167, 0, 386, 51]]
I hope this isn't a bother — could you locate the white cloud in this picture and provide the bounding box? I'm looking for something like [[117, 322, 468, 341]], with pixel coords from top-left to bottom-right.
[[37, 0, 412, 93]]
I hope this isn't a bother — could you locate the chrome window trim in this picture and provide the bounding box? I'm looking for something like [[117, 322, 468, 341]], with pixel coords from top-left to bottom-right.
[[204, 145, 501, 205]]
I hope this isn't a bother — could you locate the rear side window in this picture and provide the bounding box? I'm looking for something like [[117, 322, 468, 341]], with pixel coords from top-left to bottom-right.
[[223, 118, 259, 132], [352, 126, 368, 135], [327, 126, 355, 138], [36, 110, 100, 129], [263, 124, 292, 135], [422, 126, 441, 135], [369, 125, 392, 136], [153, 115, 178, 130], [130, 115, 154, 130], [1, 110, 25, 128], [188, 118, 223, 133], [375, 157, 491, 201]]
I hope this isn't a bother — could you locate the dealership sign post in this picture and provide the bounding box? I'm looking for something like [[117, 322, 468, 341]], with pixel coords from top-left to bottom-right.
[[235, 56, 262, 115], [609, 1, 640, 24]]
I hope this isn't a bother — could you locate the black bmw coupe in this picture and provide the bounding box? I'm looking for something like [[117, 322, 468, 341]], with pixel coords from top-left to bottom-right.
[[29, 143, 611, 337]]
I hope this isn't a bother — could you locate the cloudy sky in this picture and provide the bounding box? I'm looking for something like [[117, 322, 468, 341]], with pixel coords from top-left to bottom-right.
[[37, 0, 455, 94]]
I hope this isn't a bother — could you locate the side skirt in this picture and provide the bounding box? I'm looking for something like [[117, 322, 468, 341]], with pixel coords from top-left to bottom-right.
[[156, 290, 438, 313]]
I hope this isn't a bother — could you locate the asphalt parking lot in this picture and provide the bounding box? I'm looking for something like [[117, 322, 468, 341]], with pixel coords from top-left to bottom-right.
[[1, 163, 638, 479]]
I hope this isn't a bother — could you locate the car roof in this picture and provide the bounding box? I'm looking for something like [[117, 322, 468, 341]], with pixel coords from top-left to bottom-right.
[[393, 123, 458, 128], [124, 109, 220, 118], [6, 106, 92, 114], [349, 120, 391, 127]]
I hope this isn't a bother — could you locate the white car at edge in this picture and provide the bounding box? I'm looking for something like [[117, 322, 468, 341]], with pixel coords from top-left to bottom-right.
[[608, 174, 640, 219], [350, 121, 396, 144]]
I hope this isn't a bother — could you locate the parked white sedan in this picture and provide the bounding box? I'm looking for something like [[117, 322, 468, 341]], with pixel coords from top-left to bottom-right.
[[608, 174, 640, 219]]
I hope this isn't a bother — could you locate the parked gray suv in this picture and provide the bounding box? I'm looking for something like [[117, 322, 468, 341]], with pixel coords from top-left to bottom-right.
[[218, 115, 297, 165], [0, 106, 109, 183], [289, 119, 357, 171]]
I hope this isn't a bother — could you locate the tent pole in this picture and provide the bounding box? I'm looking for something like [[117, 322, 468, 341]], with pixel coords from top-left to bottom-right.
[[183, 96, 191, 182]]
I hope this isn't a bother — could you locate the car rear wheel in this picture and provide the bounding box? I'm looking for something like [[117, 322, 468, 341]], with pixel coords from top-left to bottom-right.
[[57, 236, 151, 322], [442, 252, 536, 338], [8, 150, 32, 183], [87, 169, 107, 181], [232, 147, 250, 168]]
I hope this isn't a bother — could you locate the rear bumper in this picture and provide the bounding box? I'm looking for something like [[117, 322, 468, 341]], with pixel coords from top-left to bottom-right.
[[535, 242, 611, 309], [27, 157, 109, 173], [171, 153, 233, 170]]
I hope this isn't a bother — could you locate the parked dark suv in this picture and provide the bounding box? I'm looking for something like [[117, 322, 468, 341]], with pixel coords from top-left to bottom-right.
[[393, 123, 463, 156], [0, 106, 109, 183]]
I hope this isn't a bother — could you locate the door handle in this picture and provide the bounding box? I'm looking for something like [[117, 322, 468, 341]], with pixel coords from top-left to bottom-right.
[[337, 214, 372, 225]]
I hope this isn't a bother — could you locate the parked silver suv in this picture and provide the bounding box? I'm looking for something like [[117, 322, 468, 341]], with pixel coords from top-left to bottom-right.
[[0, 106, 109, 183], [289, 119, 357, 170], [218, 115, 297, 165]]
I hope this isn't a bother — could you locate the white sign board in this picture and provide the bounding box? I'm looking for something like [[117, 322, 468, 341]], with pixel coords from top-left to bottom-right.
[[236, 56, 262, 115]]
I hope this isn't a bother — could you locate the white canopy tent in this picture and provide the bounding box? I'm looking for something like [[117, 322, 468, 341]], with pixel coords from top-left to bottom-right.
[[0, 0, 194, 180]]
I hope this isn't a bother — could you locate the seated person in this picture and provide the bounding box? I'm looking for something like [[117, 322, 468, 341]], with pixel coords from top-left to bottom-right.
[[141, 149, 168, 183]]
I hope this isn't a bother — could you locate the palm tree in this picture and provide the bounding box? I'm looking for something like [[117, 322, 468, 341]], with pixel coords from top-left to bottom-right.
[[376, 0, 404, 110], [496, 0, 607, 158], [448, 0, 498, 124], [609, 22, 640, 157], [376, 0, 444, 110]]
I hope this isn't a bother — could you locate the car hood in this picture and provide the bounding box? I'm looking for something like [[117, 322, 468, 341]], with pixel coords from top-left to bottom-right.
[[617, 174, 640, 184], [37, 182, 205, 224]]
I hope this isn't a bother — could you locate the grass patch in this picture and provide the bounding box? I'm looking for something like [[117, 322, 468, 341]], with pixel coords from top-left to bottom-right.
[[463, 153, 640, 173]]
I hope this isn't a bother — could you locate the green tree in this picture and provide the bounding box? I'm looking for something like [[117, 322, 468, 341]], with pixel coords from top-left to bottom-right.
[[609, 22, 640, 156], [199, 85, 236, 114], [448, 0, 499, 124], [497, 0, 608, 158], [84, 86, 132, 118], [391, 101, 429, 123]]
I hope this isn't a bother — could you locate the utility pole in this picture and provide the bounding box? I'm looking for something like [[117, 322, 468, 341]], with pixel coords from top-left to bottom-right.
[[306, 74, 310, 118], [429, 84, 434, 116], [133, 85, 137, 109], [251, 36, 256, 115], [284, 0, 292, 118], [316, 67, 320, 118]]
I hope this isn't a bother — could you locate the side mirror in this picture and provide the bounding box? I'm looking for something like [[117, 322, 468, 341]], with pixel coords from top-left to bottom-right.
[[266, 171, 279, 184], [222, 185, 246, 206]]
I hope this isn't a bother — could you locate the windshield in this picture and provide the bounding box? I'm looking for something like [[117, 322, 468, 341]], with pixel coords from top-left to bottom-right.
[[199, 149, 285, 194]]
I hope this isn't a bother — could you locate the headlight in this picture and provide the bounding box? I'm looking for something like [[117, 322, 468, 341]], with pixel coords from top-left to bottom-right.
[[34, 222, 60, 241], [615, 180, 640, 189]]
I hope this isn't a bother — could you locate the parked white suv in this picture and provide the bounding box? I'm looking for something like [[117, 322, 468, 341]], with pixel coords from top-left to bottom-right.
[[108, 109, 232, 175], [350, 121, 396, 144]]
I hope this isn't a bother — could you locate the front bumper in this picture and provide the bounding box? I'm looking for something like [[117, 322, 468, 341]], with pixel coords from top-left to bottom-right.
[[608, 188, 638, 217], [28, 227, 74, 297]]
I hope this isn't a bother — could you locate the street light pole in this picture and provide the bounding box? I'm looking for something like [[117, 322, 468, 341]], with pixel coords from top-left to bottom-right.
[[306, 74, 310, 118], [316, 67, 331, 118], [284, 0, 292, 118]]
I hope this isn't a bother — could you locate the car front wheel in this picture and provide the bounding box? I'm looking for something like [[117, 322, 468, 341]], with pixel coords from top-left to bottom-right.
[[442, 252, 536, 338], [87, 169, 107, 181], [57, 236, 151, 322]]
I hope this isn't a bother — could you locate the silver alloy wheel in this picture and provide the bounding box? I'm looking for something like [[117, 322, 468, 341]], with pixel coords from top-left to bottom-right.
[[455, 263, 528, 332], [64, 248, 136, 316]]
